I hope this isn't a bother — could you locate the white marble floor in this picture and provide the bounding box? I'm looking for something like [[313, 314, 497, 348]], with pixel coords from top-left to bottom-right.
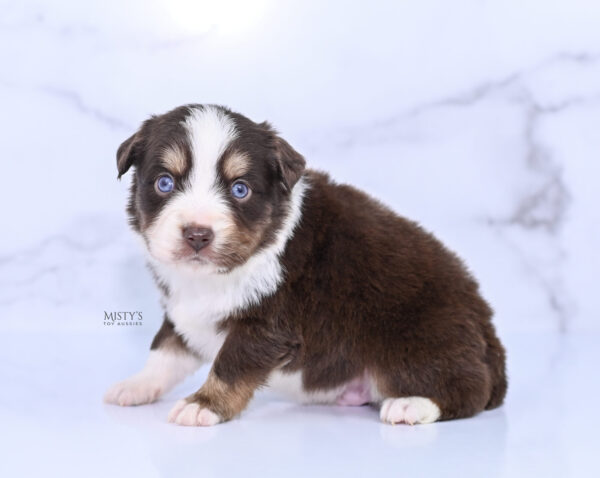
[[0, 330, 597, 478], [1, 1, 600, 477]]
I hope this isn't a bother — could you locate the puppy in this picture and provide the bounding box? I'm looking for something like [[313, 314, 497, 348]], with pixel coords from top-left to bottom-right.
[[105, 104, 507, 426]]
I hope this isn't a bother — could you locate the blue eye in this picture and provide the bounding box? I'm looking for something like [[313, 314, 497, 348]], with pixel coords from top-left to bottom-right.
[[156, 174, 174, 194], [231, 181, 250, 199]]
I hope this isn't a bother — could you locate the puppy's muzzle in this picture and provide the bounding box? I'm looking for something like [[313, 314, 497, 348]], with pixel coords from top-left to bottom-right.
[[183, 225, 214, 252]]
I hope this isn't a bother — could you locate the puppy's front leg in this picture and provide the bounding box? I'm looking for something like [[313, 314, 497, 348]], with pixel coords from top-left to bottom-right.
[[168, 319, 293, 426], [105, 316, 202, 406]]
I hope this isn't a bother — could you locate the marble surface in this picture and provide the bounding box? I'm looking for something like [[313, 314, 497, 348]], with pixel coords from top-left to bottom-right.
[[1, 1, 600, 476], [0, 330, 598, 477]]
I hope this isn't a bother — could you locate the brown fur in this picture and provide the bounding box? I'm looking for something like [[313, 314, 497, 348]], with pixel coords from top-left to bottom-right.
[[118, 104, 507, 423], [152, 169, 507, 421], [211, 170, 506, 420], [150, 316, 190, 354], [186, 372, 256, 421]]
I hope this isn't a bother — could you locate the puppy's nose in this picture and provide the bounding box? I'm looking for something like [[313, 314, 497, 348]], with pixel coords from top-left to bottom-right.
[[182, 226, 214, 252]]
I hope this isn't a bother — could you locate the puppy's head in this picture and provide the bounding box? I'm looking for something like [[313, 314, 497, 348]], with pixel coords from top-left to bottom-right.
[[117, 104, 305, 273]]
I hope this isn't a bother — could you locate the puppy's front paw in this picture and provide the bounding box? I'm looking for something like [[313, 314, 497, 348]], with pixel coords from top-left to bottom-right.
[[380, 397, 441, 425], [167, 399, 222, 427], [104, 376, 163, 406]]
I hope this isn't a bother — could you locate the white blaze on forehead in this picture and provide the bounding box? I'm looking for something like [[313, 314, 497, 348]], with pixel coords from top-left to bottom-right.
[[184, 105, 238, 199], [144, 106, 239, 263]]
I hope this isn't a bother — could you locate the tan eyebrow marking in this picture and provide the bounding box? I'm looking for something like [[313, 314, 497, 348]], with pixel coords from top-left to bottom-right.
[[161, 145, 187, 175], [223, 152, 250, 180]]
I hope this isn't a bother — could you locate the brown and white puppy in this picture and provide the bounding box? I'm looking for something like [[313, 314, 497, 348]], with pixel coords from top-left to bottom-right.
[[104, 104, 507, 426]]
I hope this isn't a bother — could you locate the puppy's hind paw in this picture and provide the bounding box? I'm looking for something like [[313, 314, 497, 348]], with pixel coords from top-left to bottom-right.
[[167, 399, 222, 427], [380, 397, 441, 425]]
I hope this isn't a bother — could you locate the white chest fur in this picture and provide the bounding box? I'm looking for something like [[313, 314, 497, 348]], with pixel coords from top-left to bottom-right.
[[152, 178, 308, 362], [159, 248, 287, 360]]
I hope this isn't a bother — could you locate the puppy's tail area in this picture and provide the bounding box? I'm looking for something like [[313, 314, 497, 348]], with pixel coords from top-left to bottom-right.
[[483, 324, 508, 410]]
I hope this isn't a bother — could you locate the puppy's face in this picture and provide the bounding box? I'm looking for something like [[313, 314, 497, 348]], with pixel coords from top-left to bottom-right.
[[116, 105, 305, 273]]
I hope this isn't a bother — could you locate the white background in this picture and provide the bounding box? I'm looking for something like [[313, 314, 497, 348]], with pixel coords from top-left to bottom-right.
[[0, 1, 599, 477]]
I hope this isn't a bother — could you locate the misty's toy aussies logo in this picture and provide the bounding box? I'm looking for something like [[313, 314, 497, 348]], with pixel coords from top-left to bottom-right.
[[103, 311, 143, 326]]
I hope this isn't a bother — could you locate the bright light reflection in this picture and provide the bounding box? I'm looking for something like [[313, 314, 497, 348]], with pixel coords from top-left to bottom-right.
[[164, 0, 270, 36]]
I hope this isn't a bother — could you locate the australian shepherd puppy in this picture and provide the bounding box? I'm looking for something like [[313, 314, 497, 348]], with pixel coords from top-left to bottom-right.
[[105, 104, 507, 426]]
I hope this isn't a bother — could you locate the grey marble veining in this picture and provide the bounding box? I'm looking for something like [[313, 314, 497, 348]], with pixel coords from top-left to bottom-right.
[[1, 1, 599, 335]]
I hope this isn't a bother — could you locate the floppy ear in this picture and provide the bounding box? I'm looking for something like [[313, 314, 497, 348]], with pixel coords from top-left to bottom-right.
[[116, 132, 143, 179], [273, 135, 306, 191]]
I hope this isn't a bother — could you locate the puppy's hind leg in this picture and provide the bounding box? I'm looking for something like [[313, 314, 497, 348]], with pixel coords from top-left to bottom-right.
[[375, 356, 492, 425], [104, 317, 202, 406]]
